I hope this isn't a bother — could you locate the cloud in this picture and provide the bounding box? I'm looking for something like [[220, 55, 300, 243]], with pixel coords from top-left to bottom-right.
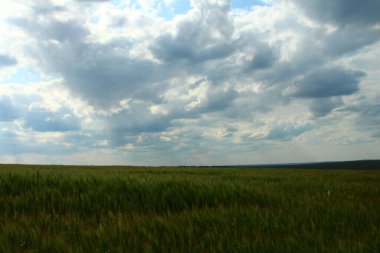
[[0, 96, 20, 122], [248, 42, 278, 70], [105, 102, 172, 134], [1, 0, 380, 164], [10, 16, 168, 108], [310, 97, 344, 118], [291, 0, 380, 27], [198, 87, 238, 113], [263, 123, 314, 141], [290, 67, 364, 98], [24, 107, 81, 132], [151, 35, 234, 64], [324, 26, 380, 56], [150, 0, 234, 64], [372, 131, 380, 138], [9, 17, 89, 44], [0, 129, 80, 156], [31, 4, 67, 15], [347, 104, 380, 138], [0, 54, 17, 67], [57, 44, 165, 107]]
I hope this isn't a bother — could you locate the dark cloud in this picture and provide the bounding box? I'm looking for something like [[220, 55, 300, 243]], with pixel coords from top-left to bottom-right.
[[372, 131, 380, 138], [106, 103, 172, 134], [150, 0, 234, 64], [11, 17, 167, 108], [151, 35, 234, 64], [342, 103, 380, 138], [0, 96, 20, 122], [248, 43, 278, 70], [102, 87, 238, 144], [24, 108, 81, 132], [32, 5, 66, 15], [244, 7, 379, 93], [57, 47, 165, 106], [9, 17, 88, 43], [358, 104, 380, 119], [310, 97, 343, 117], [222, 88, 282, 120], [240, 31, 325, 89], [353, 104, 380, 126], [291, 0, 380, 26], [325, 26, 380, 56], [0, 54, 17, 67], [62, 132, 92, 147], [197, 87, 238, 113], [43, 20, 89, 43], [291, 67, 364, 98]]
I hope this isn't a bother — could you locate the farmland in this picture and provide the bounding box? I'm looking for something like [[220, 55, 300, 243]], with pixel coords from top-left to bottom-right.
[[0, 164, 379, 252]]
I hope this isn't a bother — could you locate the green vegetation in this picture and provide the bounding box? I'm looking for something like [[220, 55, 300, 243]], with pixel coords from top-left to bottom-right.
[[0, 164, 379, 252]]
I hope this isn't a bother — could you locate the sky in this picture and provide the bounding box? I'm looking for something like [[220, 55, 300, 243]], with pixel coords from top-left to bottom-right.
[[0, 0, 379, 165]]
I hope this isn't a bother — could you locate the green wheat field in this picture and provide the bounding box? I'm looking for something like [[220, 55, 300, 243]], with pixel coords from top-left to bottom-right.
[[0, 163, 379, 252]]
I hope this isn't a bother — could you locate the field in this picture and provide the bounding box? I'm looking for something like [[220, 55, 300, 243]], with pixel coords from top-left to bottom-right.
[[0, 164, 379, 252]]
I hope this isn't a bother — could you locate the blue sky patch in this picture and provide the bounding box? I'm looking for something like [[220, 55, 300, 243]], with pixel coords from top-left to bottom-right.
[[3, 67, 51, 85], [232, 0, 266, 10]]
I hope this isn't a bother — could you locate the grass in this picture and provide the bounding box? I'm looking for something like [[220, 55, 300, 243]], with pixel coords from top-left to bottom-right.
[[0, 164, 379, 252]]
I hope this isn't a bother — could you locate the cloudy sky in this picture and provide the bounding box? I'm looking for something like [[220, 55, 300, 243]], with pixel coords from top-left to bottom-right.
[[0, 0, 379, 165]]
